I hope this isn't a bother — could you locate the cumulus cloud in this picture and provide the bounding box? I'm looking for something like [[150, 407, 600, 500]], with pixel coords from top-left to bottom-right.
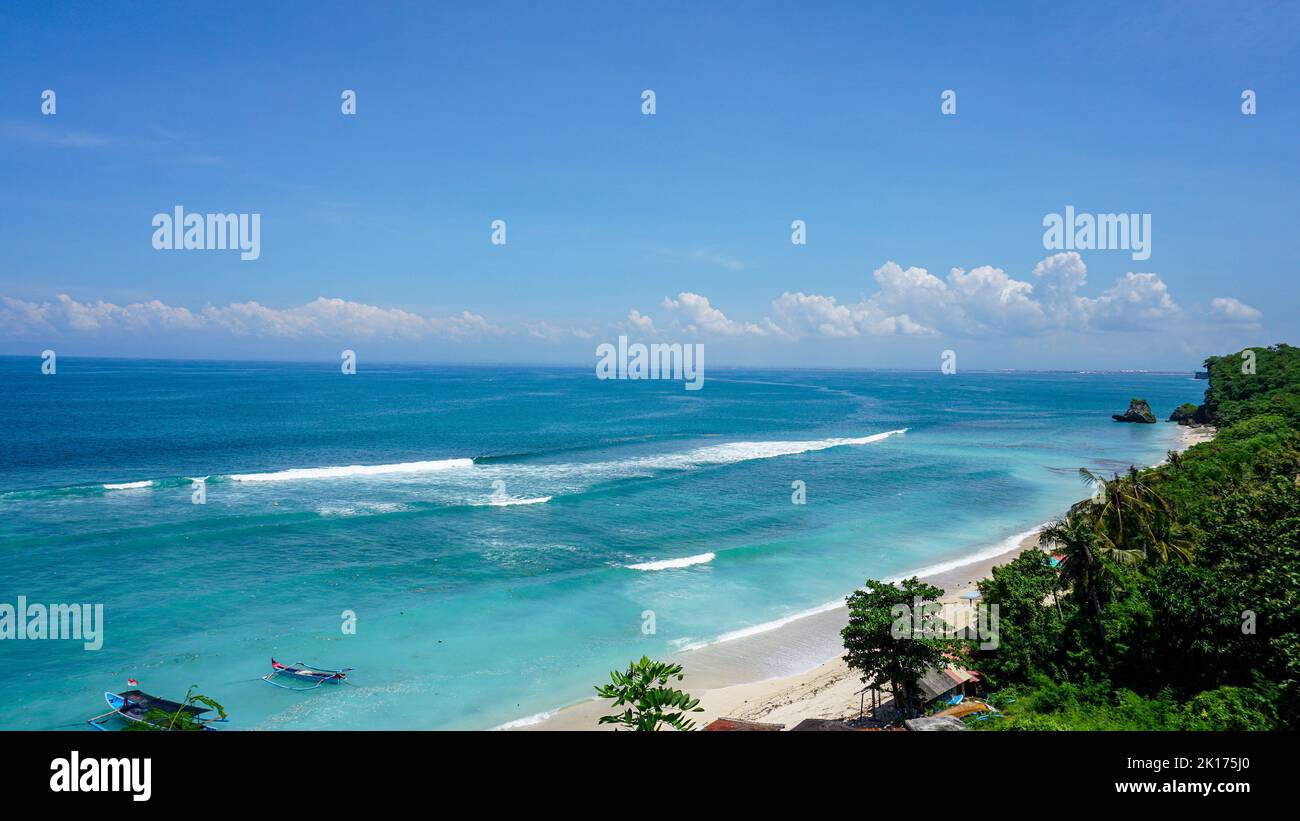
[[661, 292, 772, 336], [1209, 296, 1263, 324], [635, 253, 1187, 340], [0, 253, 1229, 351], [0, 294, 502, 340], [625, 309, 657, 334], [1086, 272, 1178, 330], [770, 292, 929, 337]]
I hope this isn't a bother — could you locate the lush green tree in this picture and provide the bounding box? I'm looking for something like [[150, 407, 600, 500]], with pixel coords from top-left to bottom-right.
[[594, 656, 703, 731], [841, 577, 962, 719], [973, 550, 1065, 687]]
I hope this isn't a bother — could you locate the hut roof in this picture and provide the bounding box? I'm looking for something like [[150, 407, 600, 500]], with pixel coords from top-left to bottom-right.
[[703, 717, 785, 731]]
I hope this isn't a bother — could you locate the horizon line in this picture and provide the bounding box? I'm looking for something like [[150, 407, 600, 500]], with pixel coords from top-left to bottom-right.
[[0, 352, 1204, 375]]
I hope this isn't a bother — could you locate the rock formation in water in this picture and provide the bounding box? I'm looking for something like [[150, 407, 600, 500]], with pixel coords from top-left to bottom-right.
[[1113, 397, 1157, 423]]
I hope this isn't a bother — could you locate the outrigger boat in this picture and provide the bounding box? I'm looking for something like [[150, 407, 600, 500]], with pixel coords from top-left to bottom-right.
[[262, 658, 353, 691], [87, 689, 224, 731]]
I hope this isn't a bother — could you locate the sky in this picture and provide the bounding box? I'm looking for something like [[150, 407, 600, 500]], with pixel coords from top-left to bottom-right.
[[0, 1, 1297, 369]]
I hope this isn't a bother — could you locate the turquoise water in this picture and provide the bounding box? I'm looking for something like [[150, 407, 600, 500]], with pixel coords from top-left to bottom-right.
[[0, 358, 1200, 729]]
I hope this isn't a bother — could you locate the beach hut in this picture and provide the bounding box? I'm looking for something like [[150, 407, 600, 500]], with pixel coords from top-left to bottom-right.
[[703, 717, 785, 731], [915, 665, 979, 707], [790, 718, 855, 731]]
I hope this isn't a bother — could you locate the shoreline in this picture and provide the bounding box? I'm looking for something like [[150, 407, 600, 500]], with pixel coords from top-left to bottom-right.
[[516, 422, 1216, 731]]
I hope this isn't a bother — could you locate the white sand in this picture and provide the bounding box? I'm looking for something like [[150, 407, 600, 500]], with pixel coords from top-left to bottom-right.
[[521, 529, 1042, 730]]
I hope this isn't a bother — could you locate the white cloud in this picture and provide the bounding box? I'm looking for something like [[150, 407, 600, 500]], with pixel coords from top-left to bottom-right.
[[1209, 296, 1263, 324], [625, 309, 657, 334], [0, 294, 502, 340], [860, 254, 1178, 336], [1086, 272, 1179, 330], [1030, 252, 1090, 327], [0, 253, 1220, 351], [636, 253, 1186, 341], [661, 292, 772, 337], [770, 292, 929, 337]]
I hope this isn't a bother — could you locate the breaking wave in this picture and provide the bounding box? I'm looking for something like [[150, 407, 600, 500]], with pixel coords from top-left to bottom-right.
[[229, 458, 475, 483], [102, 480, 153, 490], [473, 495, 552, 507], [1, 429, 906, 500], [627, 552, 716, 571], [618, 429, 907, 472]]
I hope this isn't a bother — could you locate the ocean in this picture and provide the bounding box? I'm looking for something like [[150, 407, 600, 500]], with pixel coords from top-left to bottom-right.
[[0, 357, 1201, 729]]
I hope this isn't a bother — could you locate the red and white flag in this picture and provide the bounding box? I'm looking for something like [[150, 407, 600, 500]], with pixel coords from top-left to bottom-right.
[[127, 678, 138, 687]]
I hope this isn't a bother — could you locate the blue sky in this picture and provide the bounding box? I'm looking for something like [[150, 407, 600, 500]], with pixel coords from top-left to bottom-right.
[[1, 1, 1297, 369]]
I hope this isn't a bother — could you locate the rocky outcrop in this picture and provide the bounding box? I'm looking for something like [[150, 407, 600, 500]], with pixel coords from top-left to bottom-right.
[[1169, 403, 1199, 424], [1113, 398, 1157, 424]]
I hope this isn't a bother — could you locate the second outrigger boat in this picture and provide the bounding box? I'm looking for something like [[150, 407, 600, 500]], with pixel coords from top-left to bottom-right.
[[262, 658, 353, 691]]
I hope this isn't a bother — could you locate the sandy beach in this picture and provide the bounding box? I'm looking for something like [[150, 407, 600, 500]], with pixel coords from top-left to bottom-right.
[[519, 422, 1217, 731], [520, 529, 1041, 730]]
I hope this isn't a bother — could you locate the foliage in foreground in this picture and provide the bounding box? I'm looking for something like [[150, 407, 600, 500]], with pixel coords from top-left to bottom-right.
[[972, 678, 1279, 731], [969, 344, 1300, 730], [595, 656, 703, 731]]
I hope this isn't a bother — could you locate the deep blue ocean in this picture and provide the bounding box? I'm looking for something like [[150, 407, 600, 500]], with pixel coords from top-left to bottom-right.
[[0, 357, 1202, 729]]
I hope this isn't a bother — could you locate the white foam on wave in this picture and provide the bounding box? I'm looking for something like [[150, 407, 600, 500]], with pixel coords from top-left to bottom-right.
[[677, 598, 844, 652], [230, 458, 474, 483], [626, 429, 908, 471], [885, 523, 1048, 583], [103, 481, 153, 490], [490, 706, 565, 730], [477, 495, 552, 507], [627, 552, 715, 571]]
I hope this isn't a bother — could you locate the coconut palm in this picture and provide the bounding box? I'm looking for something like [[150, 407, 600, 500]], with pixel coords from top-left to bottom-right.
[[1039, 513, 1137, 631], [1074, 466, 1191, 564]]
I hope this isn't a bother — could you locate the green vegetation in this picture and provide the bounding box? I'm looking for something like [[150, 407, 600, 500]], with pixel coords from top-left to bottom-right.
[[121, 686, 226, 732], [595, 656, 703, 731], [973, 344, 1300, 730], [841, 577, 966, 718], [1202, 343, 1300, 427]]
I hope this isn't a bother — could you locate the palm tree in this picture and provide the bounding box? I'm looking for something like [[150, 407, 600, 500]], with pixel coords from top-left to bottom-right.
[[1075, 467, 1191, 564], [1039, 513, 1137, 633]]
